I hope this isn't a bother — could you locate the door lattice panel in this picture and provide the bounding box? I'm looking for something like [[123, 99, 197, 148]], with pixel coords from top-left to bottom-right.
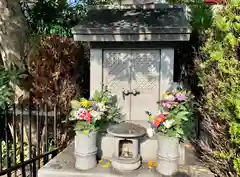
[[131, 51, 160, 92], [104, 51, 131, 91]]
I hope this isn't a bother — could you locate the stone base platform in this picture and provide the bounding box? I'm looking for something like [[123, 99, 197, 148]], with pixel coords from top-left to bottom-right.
[[38, 143, 215, 177]]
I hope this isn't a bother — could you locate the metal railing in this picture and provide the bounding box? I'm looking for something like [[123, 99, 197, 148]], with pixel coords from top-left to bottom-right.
[[0, 103, 61, 177]]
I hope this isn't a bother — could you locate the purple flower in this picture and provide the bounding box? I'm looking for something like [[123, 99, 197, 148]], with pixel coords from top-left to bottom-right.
[[175, 93, 186, 101], [91, 103, 98, 111]]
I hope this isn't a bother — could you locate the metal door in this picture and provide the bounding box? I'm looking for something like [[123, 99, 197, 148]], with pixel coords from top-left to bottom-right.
[[103, 50, 161, 121], [130, 50, 160, 121], [103, 50, 131, 120]]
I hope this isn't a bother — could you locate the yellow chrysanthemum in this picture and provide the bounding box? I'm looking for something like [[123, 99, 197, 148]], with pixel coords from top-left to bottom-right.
[[162, 93, 168, 98], [80, 99, 91, 108], [148, 115, 153, 121], [148, 161, 157, 169], [99, 159, 111, 168]]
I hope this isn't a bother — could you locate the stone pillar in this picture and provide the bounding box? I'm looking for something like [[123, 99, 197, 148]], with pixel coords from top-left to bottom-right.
[[160, 48, 174, 98], [90, 49, 103, 97], [131, 139, 139, 158], [115, 137, 123, 158]]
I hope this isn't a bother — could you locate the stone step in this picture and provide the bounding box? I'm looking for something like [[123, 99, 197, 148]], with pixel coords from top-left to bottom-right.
[[38, 143, 215, 177]]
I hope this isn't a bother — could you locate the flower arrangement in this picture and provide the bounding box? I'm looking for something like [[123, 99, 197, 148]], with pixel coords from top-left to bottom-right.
[[146, 89, 194, 139], [69, 89, 123, 134]]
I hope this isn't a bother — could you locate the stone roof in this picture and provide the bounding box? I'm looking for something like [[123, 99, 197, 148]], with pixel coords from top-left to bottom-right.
[[72, 4, 192, 42]]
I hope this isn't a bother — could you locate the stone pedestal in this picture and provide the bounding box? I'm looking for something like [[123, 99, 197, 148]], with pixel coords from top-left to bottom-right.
[[38, 143, 215, 177]]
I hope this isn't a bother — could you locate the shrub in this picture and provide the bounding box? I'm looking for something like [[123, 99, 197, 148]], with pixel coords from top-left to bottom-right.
[[195, 0, 240, 176], [0, 65, 26, 109], [21, 0, 116, 37], [28, 36, 84, 114]]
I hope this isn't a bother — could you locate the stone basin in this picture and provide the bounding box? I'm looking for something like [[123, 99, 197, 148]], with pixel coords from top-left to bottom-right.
[[38, 143, 215, 177]]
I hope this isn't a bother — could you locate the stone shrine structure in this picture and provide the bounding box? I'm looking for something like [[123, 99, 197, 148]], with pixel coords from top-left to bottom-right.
[[71, 4, 191, 127], [70, 2, 191, 162], [38, 2, 214, 177]]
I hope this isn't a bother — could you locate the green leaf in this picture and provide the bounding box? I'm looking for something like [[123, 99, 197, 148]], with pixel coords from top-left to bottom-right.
[[234, 157, 240, 175], [235, 16, 240, 22], [70, 100, 81, 110], [166, 129, 176, 137], [231, 0, 240, 6], [70, 110, 77, 117], [176, 111, 189, 121], [210, 51, 224, 61], [215, 16, 230, 32], [225, 32, 237, 48], [177, 128, 184, 136]]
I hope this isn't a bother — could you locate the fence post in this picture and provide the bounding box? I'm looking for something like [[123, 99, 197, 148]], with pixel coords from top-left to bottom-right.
[[43, 104, 49, 164], [5, 104, 11, 177], [20, 105, 26, 177]]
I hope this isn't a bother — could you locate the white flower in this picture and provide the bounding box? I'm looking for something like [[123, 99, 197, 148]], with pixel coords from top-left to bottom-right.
[[163, 119, 175, 128], [147, 128, 155, 138], [163, 95, 175, 101], [90, 110, 102, 120], [97, 103, 106, 112]]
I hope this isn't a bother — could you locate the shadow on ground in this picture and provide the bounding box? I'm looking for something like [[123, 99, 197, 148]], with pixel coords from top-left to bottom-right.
[[172, 172, 191, 177]]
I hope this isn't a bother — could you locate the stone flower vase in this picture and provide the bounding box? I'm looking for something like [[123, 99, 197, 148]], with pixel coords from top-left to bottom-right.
[[75, 131, 98, 170], [156, 134, 180, 176]]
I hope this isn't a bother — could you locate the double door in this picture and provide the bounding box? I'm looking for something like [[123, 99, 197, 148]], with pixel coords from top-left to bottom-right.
[[103, 50, 161, 121]]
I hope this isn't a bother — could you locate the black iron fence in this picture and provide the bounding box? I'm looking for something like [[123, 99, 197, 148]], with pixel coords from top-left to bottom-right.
[[0, 103, 61, 177]]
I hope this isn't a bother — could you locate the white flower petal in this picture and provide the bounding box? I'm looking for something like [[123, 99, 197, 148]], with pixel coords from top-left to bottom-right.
[[164, 119, 175, 128]]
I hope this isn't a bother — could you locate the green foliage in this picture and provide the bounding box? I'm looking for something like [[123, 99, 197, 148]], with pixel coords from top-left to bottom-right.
[[160, 102, 194, 138], [234, 158, 240, 175], [21, 0, 115, 37], [167, 0, 213, 31], [1, 141, 28, 167], [189, 1, 213, 30], [22, 0, 83, 36], [148, 90, 195, 140], [196, 0, 240, 175], [0, 65, 26, 109]]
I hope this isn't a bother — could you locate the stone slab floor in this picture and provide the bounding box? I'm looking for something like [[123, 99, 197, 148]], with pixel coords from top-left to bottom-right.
[[38, 143, 215, 177]]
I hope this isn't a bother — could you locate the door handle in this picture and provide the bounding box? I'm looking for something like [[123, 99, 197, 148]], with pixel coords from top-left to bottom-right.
[[132, 89, 140, 96], [122, 90, 130, 100], [122, 90, 140, 100]]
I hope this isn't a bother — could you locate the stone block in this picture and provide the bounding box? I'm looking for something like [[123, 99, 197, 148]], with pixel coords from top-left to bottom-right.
[[38, 143, 215, 177]]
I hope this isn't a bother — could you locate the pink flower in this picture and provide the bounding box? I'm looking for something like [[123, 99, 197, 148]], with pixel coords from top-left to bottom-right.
[[157, 100, 177, 109], [76, 108, 91, 123], [162, 102, 172, 109], [175, 93, 186, 101]]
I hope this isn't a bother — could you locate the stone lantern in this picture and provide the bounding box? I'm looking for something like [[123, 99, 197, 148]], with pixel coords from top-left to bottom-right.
[[107, 123, 146, 171]]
